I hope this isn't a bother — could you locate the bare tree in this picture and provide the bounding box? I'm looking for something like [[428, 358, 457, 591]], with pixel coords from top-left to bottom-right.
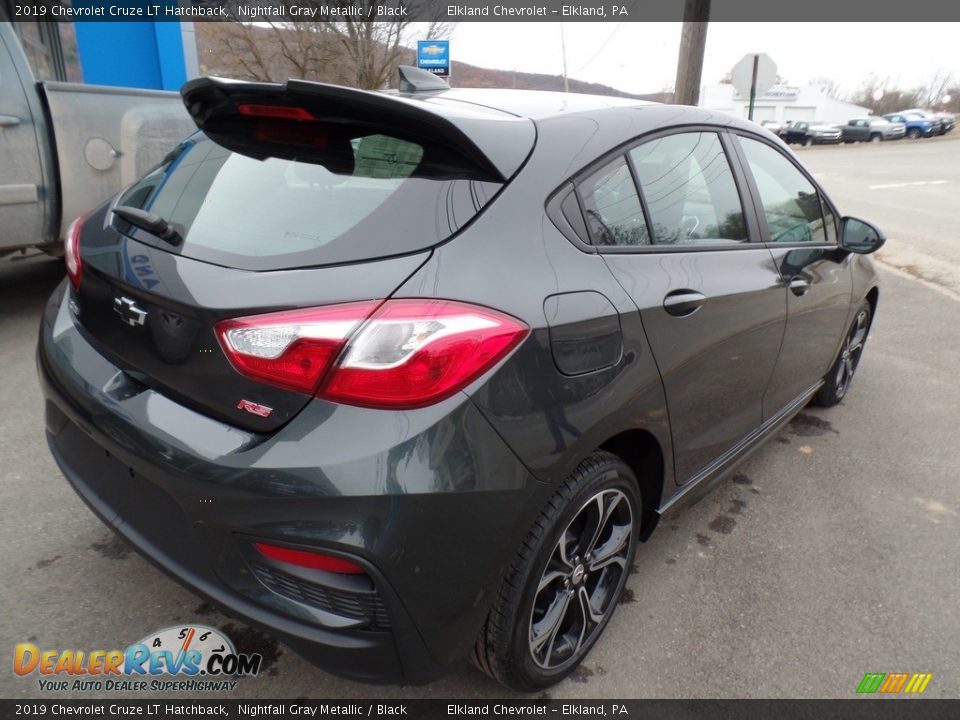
[[808, 76, 844, 100], [915, 69, 956, 108], [205, 5, 454, 90], [201, 23, 345, 83], [324, 13, 454, 90]]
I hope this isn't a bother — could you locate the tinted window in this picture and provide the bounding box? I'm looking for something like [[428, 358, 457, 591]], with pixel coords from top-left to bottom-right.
[[578, 156, 650, 247], [629, 132, 748, 246], [114, 133, 500, 271], [738, 137, 827, 244]]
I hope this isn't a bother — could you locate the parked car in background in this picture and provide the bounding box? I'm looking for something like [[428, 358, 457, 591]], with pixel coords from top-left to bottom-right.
[[840, 117, 906, 143], [0, 22, 193, 260], [932, 112, 956, 133], [780, 121, 843, 146], [900, 109, 948, 135], [39, 66, 885, 691], [760, 119, 784, 135], [883, 112, 939, 138]]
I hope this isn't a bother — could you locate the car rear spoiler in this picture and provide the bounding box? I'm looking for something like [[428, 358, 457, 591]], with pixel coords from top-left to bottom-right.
[[180, 75, 534, 182]]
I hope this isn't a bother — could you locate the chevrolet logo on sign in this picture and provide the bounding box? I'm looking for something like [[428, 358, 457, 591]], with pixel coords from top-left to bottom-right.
[[113, 296, 148, 327]]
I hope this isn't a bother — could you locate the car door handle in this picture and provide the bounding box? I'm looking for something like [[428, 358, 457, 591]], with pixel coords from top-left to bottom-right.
[[663, 290, 707, 317], [0, 115, 22, 127], [788, 277, 810, 297]]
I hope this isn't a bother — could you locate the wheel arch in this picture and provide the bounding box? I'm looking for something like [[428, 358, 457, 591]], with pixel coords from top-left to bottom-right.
[[865, 285, 879, 316], [599, 428, 665, 542]]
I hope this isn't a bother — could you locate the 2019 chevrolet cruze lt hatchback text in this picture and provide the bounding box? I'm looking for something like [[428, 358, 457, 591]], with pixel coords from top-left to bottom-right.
[[39, 67, 883, 691]]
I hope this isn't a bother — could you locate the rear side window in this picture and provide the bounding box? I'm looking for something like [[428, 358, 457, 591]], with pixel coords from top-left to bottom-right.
[[578, 156, 650, 247], [114, 134, 501, 270], [629, 132, 748, 246], [737, 137, 827, 243]]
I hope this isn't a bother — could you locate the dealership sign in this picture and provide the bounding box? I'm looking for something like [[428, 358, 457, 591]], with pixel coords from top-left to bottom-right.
[[417, 40, 450, 77]]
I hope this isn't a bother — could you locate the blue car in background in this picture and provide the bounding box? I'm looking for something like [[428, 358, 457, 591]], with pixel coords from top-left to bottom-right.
[[883, 112, 939, 138]]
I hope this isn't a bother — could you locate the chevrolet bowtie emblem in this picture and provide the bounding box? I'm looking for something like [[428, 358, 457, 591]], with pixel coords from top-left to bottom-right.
[[113, 296, 148, 327]]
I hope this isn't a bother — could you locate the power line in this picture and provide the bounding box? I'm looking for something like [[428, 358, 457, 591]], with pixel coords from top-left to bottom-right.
[[574, 22, 626, 74]]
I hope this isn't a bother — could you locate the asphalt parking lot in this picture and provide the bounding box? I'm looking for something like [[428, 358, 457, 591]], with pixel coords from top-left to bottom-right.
[[2, 135, 958, 700]]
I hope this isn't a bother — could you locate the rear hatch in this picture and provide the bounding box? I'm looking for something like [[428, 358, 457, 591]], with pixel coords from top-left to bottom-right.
[[70, 77, 535, 433]]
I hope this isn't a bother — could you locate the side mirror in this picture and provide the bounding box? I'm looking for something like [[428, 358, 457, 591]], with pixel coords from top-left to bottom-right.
[[839, 217, 885, 254]]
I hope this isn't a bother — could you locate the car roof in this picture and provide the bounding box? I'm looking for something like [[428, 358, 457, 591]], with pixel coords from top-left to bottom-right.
[[397, 86, 775, 139], [398, 87, 652, 121]]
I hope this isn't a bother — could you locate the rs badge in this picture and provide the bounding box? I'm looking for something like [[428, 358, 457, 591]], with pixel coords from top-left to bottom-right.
[[237, 399, 273, 418]]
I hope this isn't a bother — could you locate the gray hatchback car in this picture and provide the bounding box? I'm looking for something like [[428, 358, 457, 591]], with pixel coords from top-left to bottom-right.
[[39, 67, 883, 691]]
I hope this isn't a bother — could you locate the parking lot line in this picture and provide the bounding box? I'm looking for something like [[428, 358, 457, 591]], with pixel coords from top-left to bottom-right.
[[868, 180, 949, 189]]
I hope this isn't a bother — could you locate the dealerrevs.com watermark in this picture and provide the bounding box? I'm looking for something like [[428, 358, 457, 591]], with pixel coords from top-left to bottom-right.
[[13, 625, 262, 694]]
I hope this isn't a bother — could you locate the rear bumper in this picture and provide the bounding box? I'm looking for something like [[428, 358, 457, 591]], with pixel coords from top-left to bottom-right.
[[38, 281, 548, 684]]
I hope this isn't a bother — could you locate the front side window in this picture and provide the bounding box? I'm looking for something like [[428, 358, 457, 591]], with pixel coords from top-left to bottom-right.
[[629, 132, 748, 246], [578, 156, 650, 247], [737, 137, 827, 244]]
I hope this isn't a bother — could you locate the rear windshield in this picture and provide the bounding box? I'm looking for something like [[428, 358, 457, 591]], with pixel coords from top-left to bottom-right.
[[114, 133, 501, 270]]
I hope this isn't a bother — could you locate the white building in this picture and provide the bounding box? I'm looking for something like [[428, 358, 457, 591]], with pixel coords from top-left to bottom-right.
[[699, 84, 872, 124]]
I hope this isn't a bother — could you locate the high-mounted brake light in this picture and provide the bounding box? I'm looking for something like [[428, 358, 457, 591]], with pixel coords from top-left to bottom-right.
[[215, 299, 529, 409], [64, 214, 85, 290], [236, 103, 315, 121], [253, 542, 366, 575]]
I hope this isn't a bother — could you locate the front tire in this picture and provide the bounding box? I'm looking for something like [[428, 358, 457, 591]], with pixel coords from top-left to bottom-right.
[[473, 452, 640, 691], [907, 127, 920, 139], [814, 300, 871, 407], [870, 133, 882, 143]]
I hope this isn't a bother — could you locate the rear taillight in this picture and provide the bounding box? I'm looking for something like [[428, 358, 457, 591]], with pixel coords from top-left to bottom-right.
[[324, 300, 528, 408], [64, 214, 85, 290], [216, 301, 379, 395], [253, 542, 366, 575], [215, 299, 529, 409]]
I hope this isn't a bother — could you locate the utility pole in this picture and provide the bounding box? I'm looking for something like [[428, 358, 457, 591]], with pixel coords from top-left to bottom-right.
[[560, 23, 570, 93], [673, 0, 710, 106]]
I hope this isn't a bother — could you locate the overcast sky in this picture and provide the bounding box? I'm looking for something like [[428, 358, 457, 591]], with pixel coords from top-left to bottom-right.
[[437, 23, 958, 96]]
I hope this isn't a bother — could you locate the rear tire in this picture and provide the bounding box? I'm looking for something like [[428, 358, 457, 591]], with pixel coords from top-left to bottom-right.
[[473, 452, 640, 691], [813, 300, 871, 407], [907, 128, 920, 139], [804, 137, 814, 147], [870, 133, 882, 143]]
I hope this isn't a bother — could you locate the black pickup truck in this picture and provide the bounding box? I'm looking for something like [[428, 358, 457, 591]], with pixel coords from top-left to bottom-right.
[[780, 121, 843, 146]]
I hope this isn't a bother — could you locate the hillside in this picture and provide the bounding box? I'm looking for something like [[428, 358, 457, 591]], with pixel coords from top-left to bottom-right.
[[195, 24, 666, 102]]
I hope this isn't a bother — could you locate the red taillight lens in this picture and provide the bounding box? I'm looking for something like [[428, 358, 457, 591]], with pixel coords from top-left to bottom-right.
[[215, 301, 380, 395], [64, 214, 85, 290], [253, 542, 366, 575], [321, 300, 529, 409], [217, 299, 529, 408]]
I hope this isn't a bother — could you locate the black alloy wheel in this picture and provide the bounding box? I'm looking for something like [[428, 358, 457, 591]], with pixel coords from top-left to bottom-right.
[[527, 487, 634, 671], [473, 452, 640, 691], [814, 301, 871, 407]]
